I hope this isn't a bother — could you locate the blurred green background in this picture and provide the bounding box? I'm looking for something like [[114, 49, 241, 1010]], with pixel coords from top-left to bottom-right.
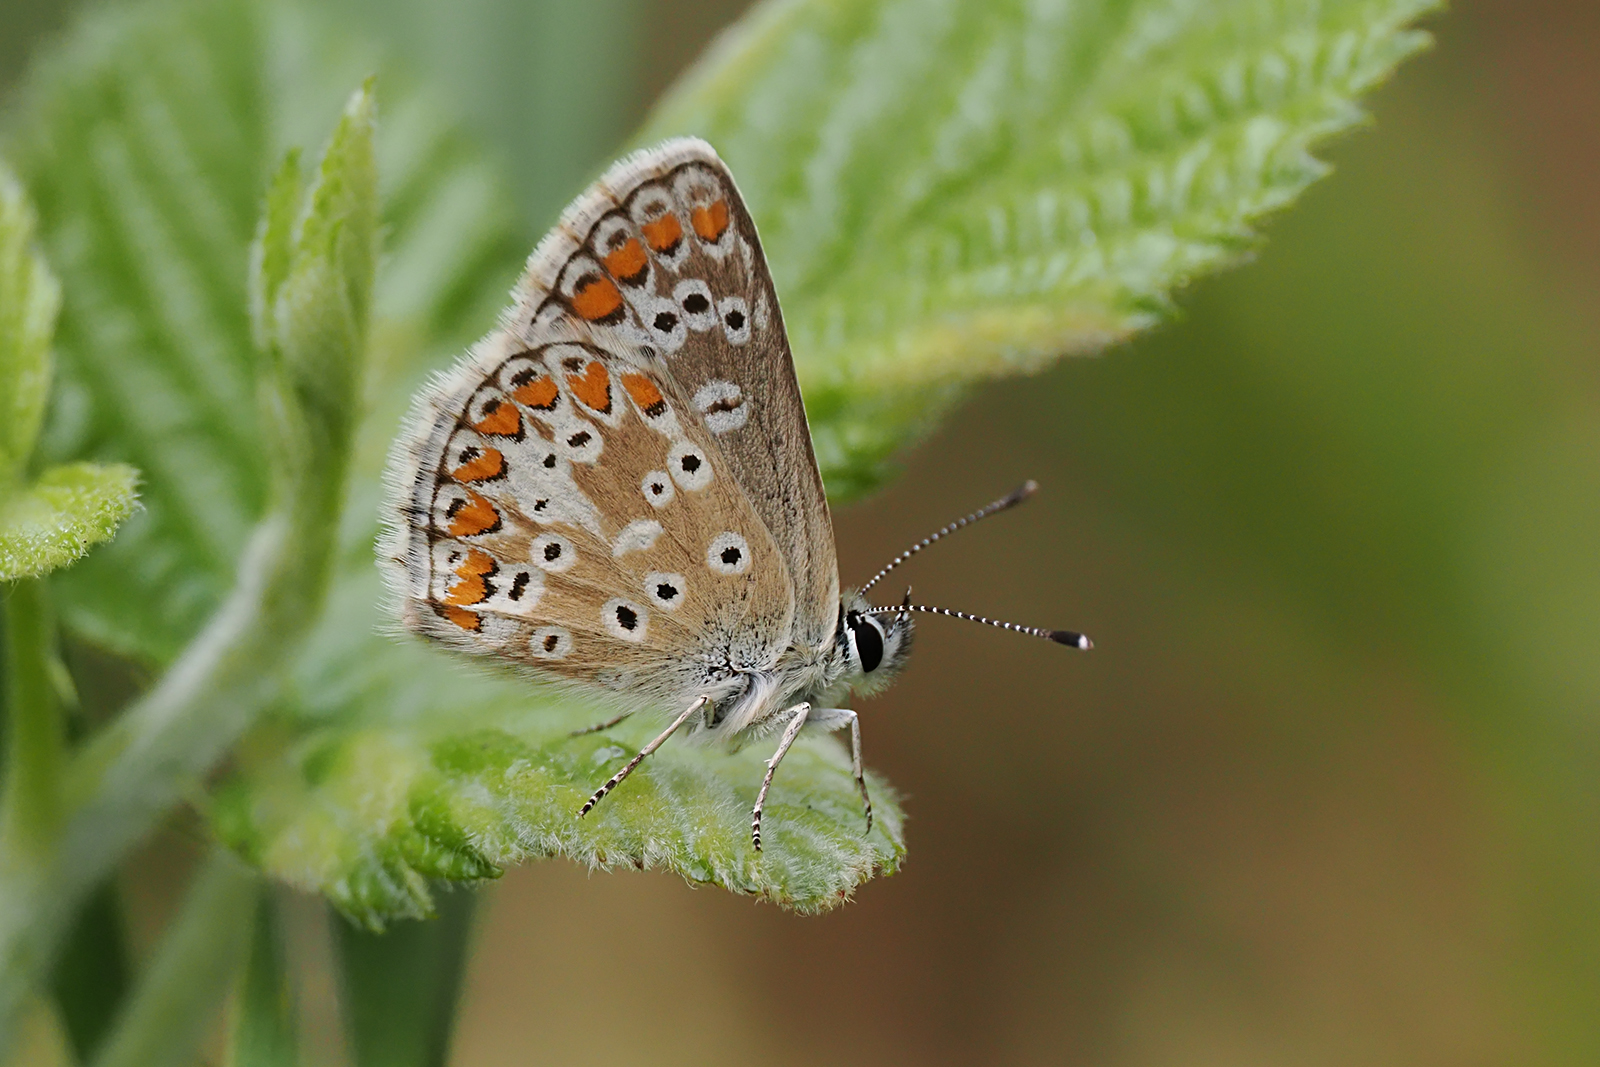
[[6, 0, 1600, 1064]]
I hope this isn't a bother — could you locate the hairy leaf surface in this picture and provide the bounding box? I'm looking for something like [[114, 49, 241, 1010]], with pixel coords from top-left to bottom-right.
[[0, 165, 136, 580], [641, 0, 1441, 495]]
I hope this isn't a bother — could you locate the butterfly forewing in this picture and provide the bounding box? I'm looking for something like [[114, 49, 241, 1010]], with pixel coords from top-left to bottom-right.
[[383, 139, 815, 710], [590, 142, 840, 652]]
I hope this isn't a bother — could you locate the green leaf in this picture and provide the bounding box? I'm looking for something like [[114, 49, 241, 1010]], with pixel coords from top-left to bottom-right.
[[640, 0, 1442, 496], [49, 879, 131, 1064], [0, 462, 139, 582], [5, 0, 525, 661], [225, 891, 297, 1067], [211, 568, 906, 924], [249, 150, 303, 354], [252, 81, 377, 528], [0, 161, 135, 581], [8, 0, 1441, 933], [90, 853, 258, 1067], [334, 885, 474, 1067], [0, 164, 58, 479]]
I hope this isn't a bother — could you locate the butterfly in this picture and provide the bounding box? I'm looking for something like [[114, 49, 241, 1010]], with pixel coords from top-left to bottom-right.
[[381, 138, 1089, 850]]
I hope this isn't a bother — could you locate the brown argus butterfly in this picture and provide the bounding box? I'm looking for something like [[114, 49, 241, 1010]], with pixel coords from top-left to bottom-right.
[[381, 139, 1089, 850]]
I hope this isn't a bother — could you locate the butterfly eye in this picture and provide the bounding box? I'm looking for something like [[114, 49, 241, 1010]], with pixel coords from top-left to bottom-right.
[[848, 612, 886, 673], [636, 295, 686, 352], [530, 626, 572, 660], [556, 424, 603, 464]]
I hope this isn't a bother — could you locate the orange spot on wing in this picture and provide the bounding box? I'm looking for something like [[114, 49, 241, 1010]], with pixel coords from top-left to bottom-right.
[[446, 490, 501, 537], [621, 373, 667, 418], [445, 548, 496, 606], [691, 199, 729, 242], [642, 213, 682, 254], [450, 447, 504, 483], [567, 360, 612, 413], [602, 238, 649, 285], [571, 274, 624, 323], [472, 398, 522, 437], [511, 374, 560, 411], [441, 605, 482, 631]]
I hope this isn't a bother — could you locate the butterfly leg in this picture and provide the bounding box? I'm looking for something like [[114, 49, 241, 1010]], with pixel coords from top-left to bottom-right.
[[569, 711, 634, 737], [751, 702, 811, 852], [578, 696, 708, 818], [804, 708, 872, 836]]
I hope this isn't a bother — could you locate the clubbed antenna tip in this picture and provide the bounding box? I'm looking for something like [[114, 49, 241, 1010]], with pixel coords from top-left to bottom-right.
[[1050, 631, 1093, 650]]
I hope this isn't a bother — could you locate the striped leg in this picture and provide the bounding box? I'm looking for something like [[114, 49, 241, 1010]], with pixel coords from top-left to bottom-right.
[[806, 708, 872, 835], [751, 702, 810, 852], [578, 696, 708, 818], [569, 710, 634, 737]]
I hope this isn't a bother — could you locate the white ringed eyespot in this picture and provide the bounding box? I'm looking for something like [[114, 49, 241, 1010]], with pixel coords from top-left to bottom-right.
[[692, 379, 749, 435], [530, 625, 572, 659], [644, 572, 686, 611], [706, 531, 750, 575], [640, 470, 675, 508], [602, 598, 649, 642], [668, 440, 713, 490], [530, 533, 576, 572]]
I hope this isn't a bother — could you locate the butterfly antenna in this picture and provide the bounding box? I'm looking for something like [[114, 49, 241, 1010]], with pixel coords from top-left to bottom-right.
[[866, 603, 1092, 650], [858, 480, 1039, 598]]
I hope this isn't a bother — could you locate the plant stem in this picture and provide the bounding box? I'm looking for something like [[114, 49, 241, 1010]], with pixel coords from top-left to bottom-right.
[[90, 850, 258, 1067], [336, 886, 477, 1067], [2, 578, 64, 855], [0, 516, 295, 1057], [226, 888, 298, 1067]]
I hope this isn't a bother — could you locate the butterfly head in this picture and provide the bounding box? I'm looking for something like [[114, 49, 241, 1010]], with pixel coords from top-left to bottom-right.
[[836, 589, 914, 696]]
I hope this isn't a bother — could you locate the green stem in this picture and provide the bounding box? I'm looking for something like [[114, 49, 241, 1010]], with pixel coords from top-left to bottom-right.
[[0, 514, 301, 1057], [49, 877, 131, 1063], [2, 578, 64, 854], [336, 887, 477, 1067], [90, 851, 258, 1067], [226, 889, 297, 1067]]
